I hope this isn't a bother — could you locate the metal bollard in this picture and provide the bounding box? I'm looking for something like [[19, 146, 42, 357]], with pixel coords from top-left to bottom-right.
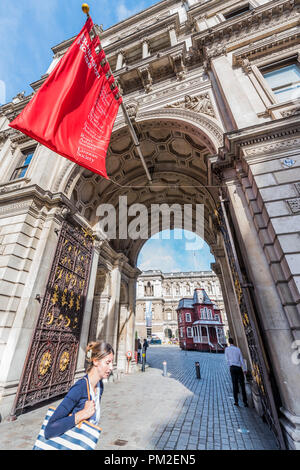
[[195, 361, 201, 379], [141, 353, 146, 372], [163, 361, 167, 377]]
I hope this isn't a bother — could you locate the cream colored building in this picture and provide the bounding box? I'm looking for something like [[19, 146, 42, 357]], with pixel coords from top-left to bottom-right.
[[136, 269, 228, 340], [0, 0, 300, 449]]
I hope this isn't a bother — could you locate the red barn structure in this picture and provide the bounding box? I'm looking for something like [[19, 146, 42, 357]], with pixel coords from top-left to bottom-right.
[[177, 288, 226, 352]]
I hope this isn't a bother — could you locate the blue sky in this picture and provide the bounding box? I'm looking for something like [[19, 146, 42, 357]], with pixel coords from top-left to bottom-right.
[[0, 0, 159, 104], [137, 230, 215, 272]]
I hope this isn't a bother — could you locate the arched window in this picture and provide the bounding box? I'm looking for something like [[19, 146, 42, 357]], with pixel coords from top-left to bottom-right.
[[145, 282, 153, 296]]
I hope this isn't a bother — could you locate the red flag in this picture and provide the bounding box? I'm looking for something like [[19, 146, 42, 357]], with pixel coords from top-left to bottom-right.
[[9, 17, 122, 179]]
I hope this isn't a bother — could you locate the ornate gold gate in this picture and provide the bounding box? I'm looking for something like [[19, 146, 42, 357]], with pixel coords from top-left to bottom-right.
[[10, 220, 94, 417]]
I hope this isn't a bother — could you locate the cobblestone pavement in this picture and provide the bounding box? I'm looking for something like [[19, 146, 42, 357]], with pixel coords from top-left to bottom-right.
[[0, 345, 278, 450]]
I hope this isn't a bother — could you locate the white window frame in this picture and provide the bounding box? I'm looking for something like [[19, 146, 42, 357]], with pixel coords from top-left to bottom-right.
[[186, 312, 191, 322], [187, 327, 193, 338], [251, 53, 300, 107]]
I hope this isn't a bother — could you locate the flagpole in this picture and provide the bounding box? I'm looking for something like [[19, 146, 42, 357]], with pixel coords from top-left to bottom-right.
[[82, 4, 152, 183]]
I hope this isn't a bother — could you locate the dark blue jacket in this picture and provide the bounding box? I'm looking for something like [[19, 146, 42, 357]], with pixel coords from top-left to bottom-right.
[[44, 375, 103, 440]]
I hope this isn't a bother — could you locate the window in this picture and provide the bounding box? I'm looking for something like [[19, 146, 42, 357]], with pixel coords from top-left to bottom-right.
[[187, 327, 193, 338], [144, 282, 153, 296], [179, 313, 182, 323], [215, 314, 220, 322], [207, 309, 212, 319], [260, 59, 300, 103], [186, 313, 191, 322], [180, 327, 183, 338], [11, 148, 35, 180], [224, 3, 251, 20]]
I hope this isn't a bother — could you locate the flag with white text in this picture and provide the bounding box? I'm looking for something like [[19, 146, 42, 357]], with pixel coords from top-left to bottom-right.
[[9, 17, 121, 179]]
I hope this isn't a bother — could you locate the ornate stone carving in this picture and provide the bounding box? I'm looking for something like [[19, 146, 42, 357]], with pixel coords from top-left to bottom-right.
[[281, 107, 300, 118], [287, 198, 300, 214], [170, 52, 186, 81], [166, 93, 215, 118], [0, 183, 22, 193], [295, 182, 300, 195], [125, 100, 139, 121], [138, 65, 153, 93]]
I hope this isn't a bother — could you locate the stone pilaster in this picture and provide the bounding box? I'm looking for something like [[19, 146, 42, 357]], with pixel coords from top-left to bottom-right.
[[223, 168, 300, 446]]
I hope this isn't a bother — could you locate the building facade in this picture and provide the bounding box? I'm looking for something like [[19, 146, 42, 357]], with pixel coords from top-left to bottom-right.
[[136, 269, 228, 341], [177, 288, 227, 351], [0, 0, 299, 449]]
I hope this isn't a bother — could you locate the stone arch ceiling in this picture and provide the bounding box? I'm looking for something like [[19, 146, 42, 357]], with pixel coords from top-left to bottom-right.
[[68, 118, 222, 265]]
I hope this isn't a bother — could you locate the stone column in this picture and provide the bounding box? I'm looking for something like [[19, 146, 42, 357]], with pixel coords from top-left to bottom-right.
[[75, 240, 102, 377], [223, 168, 300, 447], [106, 254, 128, 360], [168, 26, 178, 47], [116, 268, 140, 373], [142, 39, 150, 59], [116, 50, 125, 70], [212, 255, 251, 366]]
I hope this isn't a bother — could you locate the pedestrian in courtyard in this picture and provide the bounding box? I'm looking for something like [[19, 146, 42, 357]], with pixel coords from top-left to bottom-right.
[[225, 337, 248, 407], [43, 341, 114, 442], [143, 338, 149, 361], [137, 338, 142, 363]]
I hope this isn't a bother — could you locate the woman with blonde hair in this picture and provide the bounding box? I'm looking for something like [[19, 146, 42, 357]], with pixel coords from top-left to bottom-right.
[[44, 341, 114, 440]]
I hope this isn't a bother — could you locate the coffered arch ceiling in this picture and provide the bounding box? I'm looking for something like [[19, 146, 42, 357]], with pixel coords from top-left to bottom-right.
[[67, 116, 224, 265]]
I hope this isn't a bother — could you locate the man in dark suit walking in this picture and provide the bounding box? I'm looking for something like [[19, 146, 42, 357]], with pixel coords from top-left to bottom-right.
[[225, 337, 248, 407]]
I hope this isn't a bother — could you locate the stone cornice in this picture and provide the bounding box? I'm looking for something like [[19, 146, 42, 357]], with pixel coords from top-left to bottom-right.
[[113, 42, 187, 85], [0, 127, 33, 146], [213, 113, 300, 170], [0, 95, 33, 123], [30, 74, 49, 92], [192, 0, 299, 57], [104, 13, 180, 57], [232, 26, 300, 66]]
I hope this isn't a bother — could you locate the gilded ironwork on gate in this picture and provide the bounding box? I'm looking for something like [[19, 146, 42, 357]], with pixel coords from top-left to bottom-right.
[[12, 221, 94, 415], [215, 200, 286, 449]]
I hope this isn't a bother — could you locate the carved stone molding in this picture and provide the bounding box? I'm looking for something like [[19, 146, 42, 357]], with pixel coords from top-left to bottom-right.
[[135, 107, 223, 150], [281, 106, 300, 118], [243, 137, 300, 157], [170, 52, 186, 81], [166, 93, 215, 118], [138, 65, 153, 93], [287, 198, 300, 213], [126, 100, 139, 121], [0, 183, 22, 194]]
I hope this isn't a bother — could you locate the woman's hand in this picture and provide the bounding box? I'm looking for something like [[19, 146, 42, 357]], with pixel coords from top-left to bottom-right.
[[75, 400, 95, 424]]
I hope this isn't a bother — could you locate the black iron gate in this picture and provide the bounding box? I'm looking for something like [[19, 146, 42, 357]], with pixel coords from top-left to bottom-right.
[[10, 220, 94, 417], [216, 195, 286, 449]]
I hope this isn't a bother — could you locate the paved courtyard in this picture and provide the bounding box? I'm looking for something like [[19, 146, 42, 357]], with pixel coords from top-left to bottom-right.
[[0, 345, 278, 450]]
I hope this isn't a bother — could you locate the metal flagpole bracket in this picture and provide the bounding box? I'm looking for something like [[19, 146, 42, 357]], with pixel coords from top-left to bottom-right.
[[121, 102, 152, 183], [81, 3, 152, 184]]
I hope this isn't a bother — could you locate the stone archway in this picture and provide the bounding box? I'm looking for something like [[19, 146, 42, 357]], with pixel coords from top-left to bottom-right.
[[63, 114, 287, 448], [65, 114, 249, 367]]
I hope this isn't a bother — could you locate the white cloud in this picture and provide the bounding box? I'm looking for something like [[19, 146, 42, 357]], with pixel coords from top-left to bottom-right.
[[116, 1, 146, 22], [0, 80, 6, 105], [138, 242, 182, 272]]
